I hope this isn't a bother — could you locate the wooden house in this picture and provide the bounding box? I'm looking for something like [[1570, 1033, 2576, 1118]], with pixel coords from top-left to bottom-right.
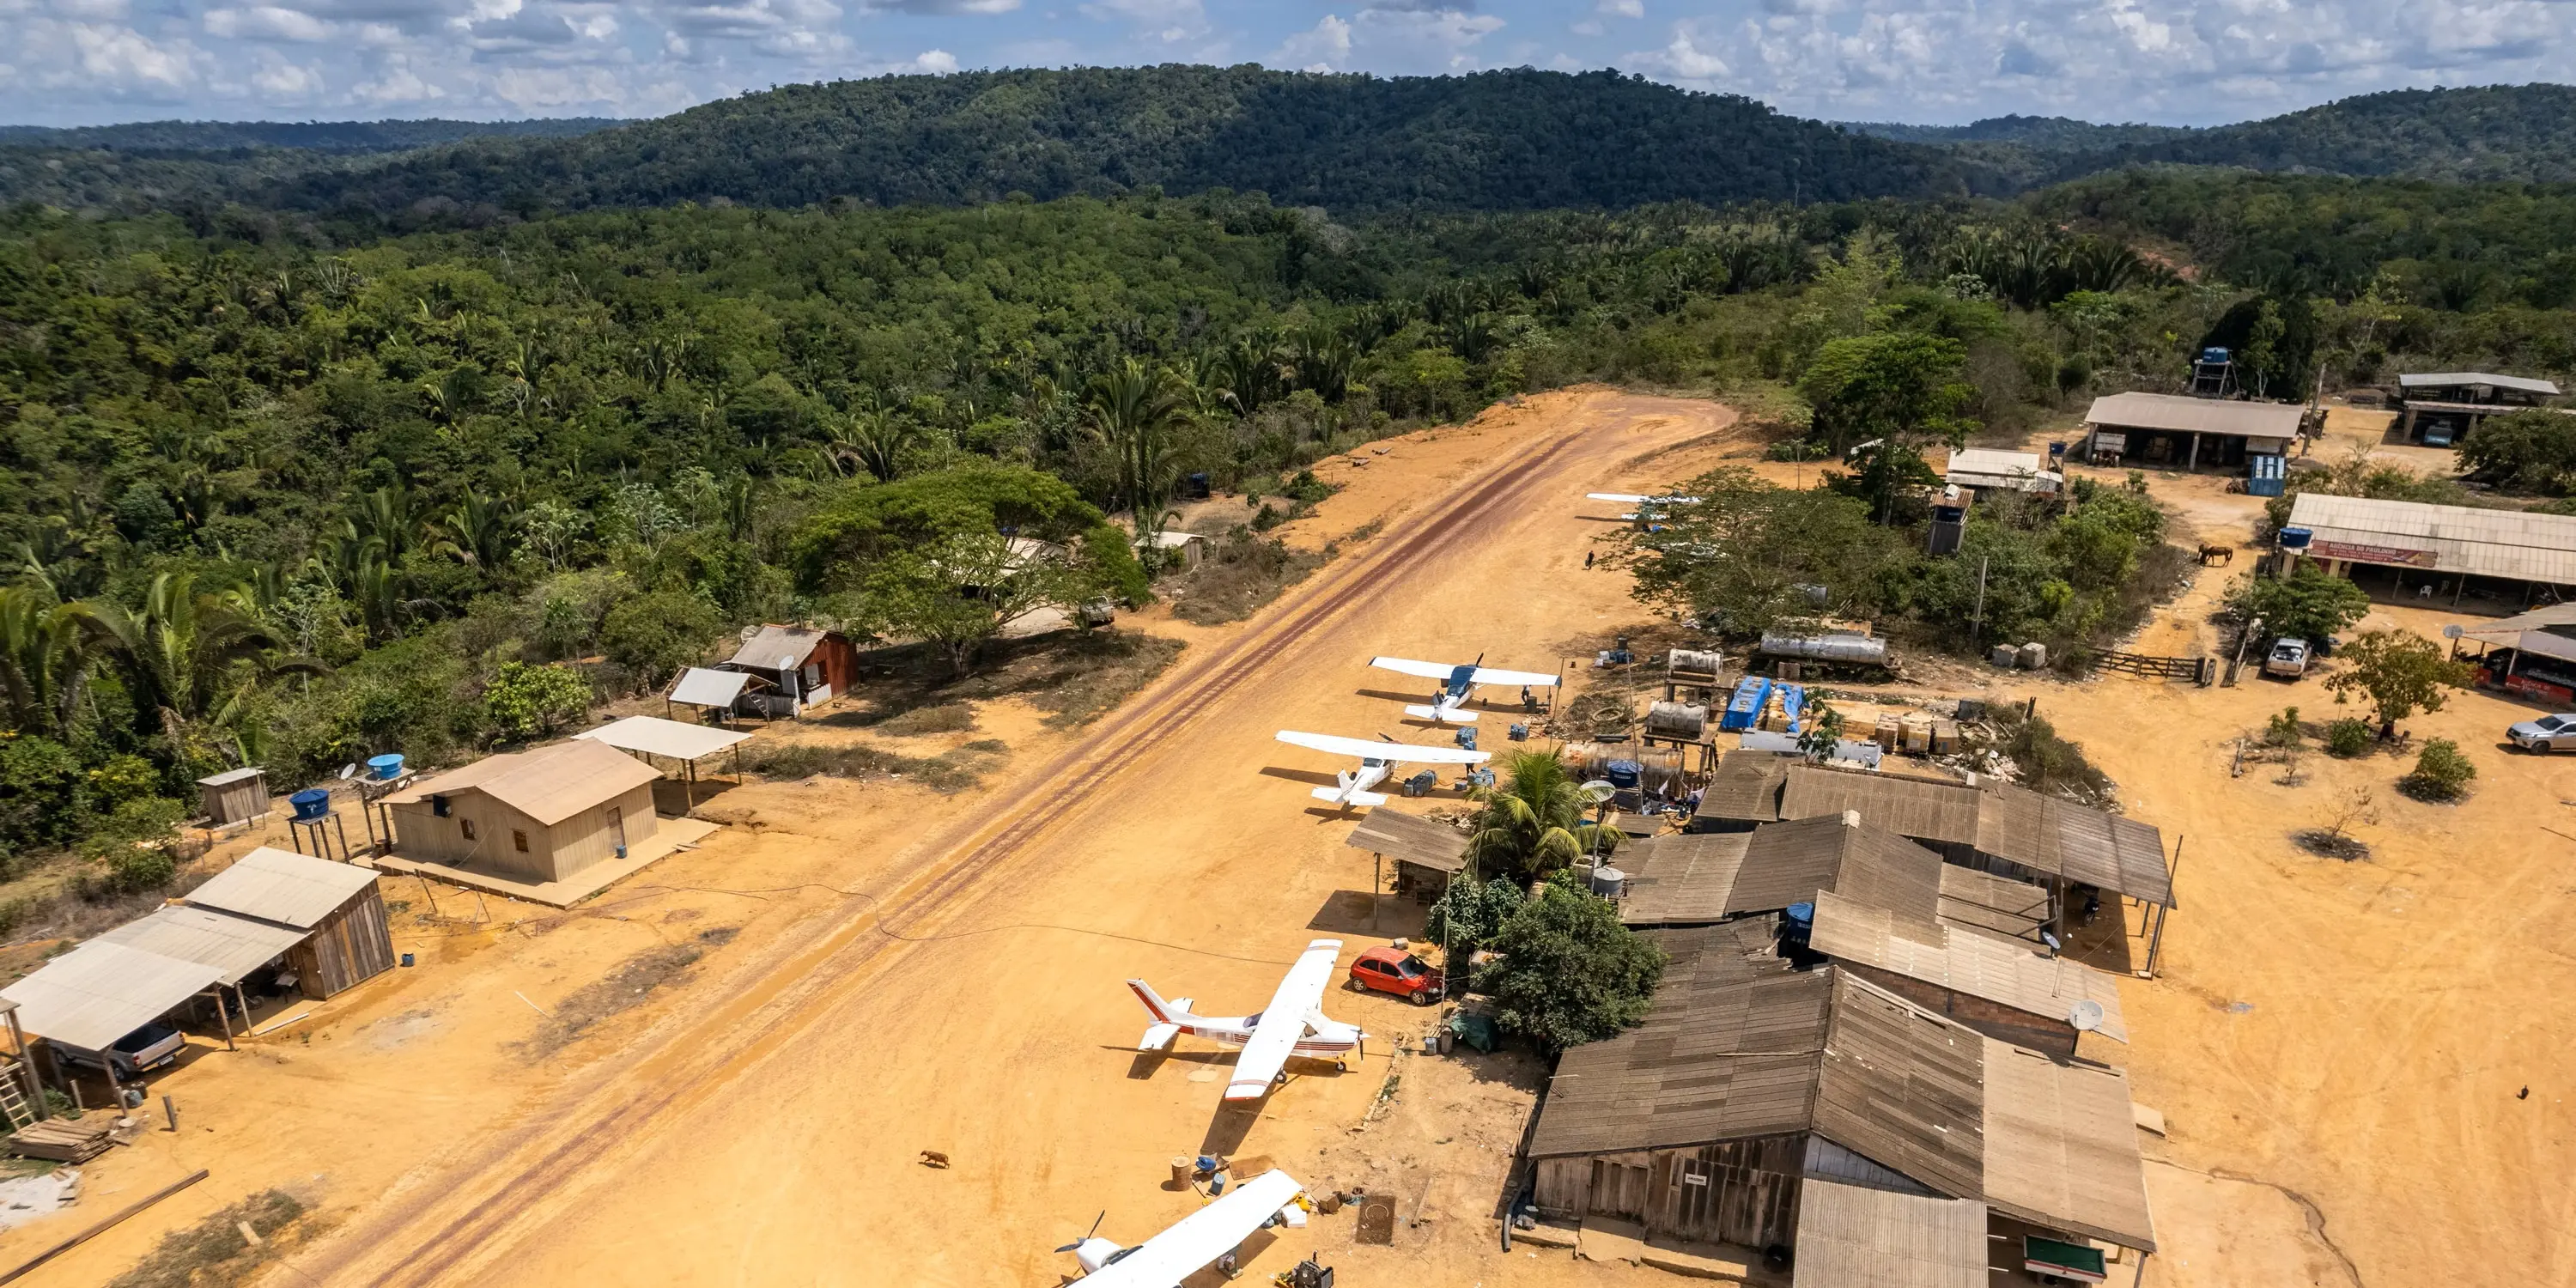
[[382, 739, 661, 885], [720, 625, 859, 717], [183, 846, 397, 999]]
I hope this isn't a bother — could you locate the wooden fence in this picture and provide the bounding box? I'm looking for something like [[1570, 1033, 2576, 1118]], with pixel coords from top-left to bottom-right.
[[2096, 651, 2216, 685]]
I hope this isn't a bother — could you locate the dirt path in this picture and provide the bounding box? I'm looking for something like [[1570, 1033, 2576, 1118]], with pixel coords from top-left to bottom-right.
[[241, 391, 1733, 1287]]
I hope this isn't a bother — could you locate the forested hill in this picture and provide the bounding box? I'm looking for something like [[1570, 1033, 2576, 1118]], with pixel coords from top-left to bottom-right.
[[12, 68, 2006, 216], [0, 118, 622, 153], [1842, 116, 2194, 151], [2065, 84, 2576, 184]]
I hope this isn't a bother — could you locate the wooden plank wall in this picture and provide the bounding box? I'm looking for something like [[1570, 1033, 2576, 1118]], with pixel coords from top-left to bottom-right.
[[1534, 1138, 1804, 1249], [290, 884, 398, 999]]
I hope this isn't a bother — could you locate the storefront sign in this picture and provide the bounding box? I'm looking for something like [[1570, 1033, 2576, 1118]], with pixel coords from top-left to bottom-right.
[[2306, 538, 2439, 569]]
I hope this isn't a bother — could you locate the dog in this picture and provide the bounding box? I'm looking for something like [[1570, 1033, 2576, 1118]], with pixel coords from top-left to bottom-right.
[[918, 1150, 951, 1169]]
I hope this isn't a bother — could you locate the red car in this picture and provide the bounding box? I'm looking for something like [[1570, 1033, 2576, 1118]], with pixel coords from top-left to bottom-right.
[[1348, 947, 1443, 1005]]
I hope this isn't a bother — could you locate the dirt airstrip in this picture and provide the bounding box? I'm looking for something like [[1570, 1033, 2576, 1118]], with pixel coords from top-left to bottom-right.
[[3, 391, 2567, 1287]]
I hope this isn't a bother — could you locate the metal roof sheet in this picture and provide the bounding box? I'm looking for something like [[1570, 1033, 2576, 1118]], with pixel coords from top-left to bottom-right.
[[1728, 814, 1948, 927], [0, 939, 222, 1050], [668, 666, 754, 708], [97, 906, 305, 987], [1791, 1180, 1986, 1288], [2286, 493, 2576, 585], [726, 624, 835, 670], [576, 715, 752, 762], [1809, 890, 2129, 1042], [382, 739, 662, 827], [1343, 810, 1469, 874], [184, 846, 382, 930], [1618, 833, 1752, 927], [1946, 449, 2063, 493], [1814, 971, 1987, 1201], [1781, 768, 1981, 848], [1979, 1040, 2158, 1252], [2453, 603, 2576, 642], [195, 766, 264, 787], [2084, 392, 2305, 441], [1784, 769, 2173, 908], [2399, 372, 2561, 396], [1695, 750, 1791, 823]]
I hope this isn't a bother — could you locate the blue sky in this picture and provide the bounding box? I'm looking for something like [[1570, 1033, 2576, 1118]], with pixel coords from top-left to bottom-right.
[[2, 0, 2568, 128]]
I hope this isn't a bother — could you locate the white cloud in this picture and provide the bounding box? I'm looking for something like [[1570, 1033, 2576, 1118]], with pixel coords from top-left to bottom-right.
[[1275, 12, 1352, 65], [1277, 4, 1498, 72], [1599, 0, 1643, 17], [205, 4, 335, 41], [908, 46, 958, 70], [862, 0, 1018, 10]]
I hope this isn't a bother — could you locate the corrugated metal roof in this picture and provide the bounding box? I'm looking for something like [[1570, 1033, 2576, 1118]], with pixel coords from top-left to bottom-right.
[[185, 845, 382, 930], [0, 939, 222, 1050], [1343, 810, 1469, 874], [382, 739, 662, 827], [2084, 392, 2305, 441], [1814, 972, 1986, 1203], [1809, 890, 2129, 1042], [1935, 866, 2054, 943], [1695, 750, 1791, 823], [2454, 603, 2576, 642], [1979, 1040, 2158, 1251], [97, 906, 305, 987], [1727, 815, 1948, 928], [2286, 493, 2576, 585], [577, 715, 751, 762], [668, 666, 754, 707], [2399, 372, 2561, 396], [1946, 449, 2063, 494], [1784, 769, 2173, 909], [1781, 768, 1980, 848], [1619, 833, 1752, 927], [195, 766, 264, 787], [726, 624, 835, 670], [1791, 1180, 1986, 1288]]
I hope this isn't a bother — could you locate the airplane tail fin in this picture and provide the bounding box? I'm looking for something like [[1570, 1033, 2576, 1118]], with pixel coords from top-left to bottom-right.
[[1127, 979, 1189, 1024], [1312, 787, 1389, 807]]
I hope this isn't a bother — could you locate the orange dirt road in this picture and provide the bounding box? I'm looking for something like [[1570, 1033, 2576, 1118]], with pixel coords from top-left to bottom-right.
[[284, 392, 1735, 1287]]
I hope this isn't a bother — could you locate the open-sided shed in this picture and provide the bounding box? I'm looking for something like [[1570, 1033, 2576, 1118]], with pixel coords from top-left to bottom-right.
[[1, 940, 223, 1059], [1345, 810, 1468, 901]]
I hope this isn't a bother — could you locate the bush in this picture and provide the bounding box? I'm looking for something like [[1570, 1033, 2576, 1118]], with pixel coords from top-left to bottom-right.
[[2324, 718, 2372, 757], [478, 662, 594, 744], [0, 733, 87, 849], [1481, 884, 1667, 1055], [600, 590, 721, 691], [2228, 568, 2372, 647], [1424, 872, 1526, 964], [2401, 738, 2477, 801], [87, 755, 164, 810], [96, 845, 179, 896]]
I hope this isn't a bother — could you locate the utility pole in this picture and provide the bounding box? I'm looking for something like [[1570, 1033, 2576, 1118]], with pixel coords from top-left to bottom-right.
[[1969, 556, 1990, 652]]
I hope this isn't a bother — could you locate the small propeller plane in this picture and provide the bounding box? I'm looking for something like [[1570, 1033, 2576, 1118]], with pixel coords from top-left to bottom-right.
[[1130, 938, 1364, 1101], [1368, 653, 1561, 724], [1272, 730, 1490, 808], [1586, 490, 1702, 526], [1056, 1168, 1307, 1285]]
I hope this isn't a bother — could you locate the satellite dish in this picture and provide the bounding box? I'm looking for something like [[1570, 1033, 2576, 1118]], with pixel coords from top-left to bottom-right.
[[2441, 623, 2463, 640], [2068, 999, 2107, 1033], [1578, 780, 1618, 805], [337, 762, 358, 781]]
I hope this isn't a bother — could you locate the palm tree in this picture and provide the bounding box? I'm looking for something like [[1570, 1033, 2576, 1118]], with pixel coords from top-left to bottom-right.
[[0, 585, 94, 739], [1084, 357, 1192, 556], [1465, 750, 1621, 881], [823, 405, 917, 482], [72, 573, 322, 738], [353, 487, 425, 562], [437, 489, 520, 571]]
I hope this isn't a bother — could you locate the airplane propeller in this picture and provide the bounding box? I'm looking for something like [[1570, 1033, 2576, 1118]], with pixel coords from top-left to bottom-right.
[[1054, 1210, 1107, 1254]]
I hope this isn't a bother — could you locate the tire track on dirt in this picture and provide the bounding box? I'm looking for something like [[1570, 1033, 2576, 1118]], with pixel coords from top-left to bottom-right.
[[315, 411, 1614, 1288]]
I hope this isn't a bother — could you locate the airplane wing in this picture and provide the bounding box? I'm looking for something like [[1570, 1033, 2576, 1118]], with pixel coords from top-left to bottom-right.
[[1586, 492, 1650, 504], [1369, 656, 1458, 680], [1468, 666, 1560, 688], [1226, 940, 1342, 1100], [1275, 731, 1490, 765], [1078, 1170, 1305, 1288]]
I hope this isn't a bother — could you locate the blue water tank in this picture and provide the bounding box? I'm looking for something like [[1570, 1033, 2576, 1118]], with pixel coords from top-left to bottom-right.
[[2277, 526, 2313, 550], [1606, 759, 1643, 789], [367, 753, 405, 781], [1785, 901, 1815, 929], [2200, 347, 2231, 364], [289, 788, 331, 822]]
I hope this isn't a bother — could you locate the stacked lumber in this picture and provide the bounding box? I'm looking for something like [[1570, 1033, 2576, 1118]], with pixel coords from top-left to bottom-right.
[[10, 1116, 113, 1163]]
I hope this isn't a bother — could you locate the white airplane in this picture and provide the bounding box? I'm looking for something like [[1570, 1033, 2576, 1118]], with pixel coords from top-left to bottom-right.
[[1586, 490, 1702, 521], [1369, 653, 1561, 724], [1272, 730, 1490, 808], [1058, 1168, 1306, 1285], [1129, 938, 1364, 1101]]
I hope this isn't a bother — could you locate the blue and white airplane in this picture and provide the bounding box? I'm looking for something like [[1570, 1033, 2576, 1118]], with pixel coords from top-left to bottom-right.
[[1273, 731, 1489, 808], [1586, 490, 1701, 523], [1369, 654, 1562, 725]]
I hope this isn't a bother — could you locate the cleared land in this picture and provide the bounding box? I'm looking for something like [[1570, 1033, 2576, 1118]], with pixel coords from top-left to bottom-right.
[[6, 392, 2567, 1287]]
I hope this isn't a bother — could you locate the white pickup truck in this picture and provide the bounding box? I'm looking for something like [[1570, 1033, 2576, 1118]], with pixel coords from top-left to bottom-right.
[[2263, 638, 2312, 680]]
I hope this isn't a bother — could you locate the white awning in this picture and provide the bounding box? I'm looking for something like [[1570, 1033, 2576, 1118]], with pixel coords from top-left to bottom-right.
[[669, 666, 754, 708], [1, 939, 223, 1050], [577, 714, 753, 762], [98, 906, 306, 988]]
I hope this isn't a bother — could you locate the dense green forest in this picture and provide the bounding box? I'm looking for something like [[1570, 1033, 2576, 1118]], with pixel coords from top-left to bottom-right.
[[3, 72, 2575, 919], [9, 75, 2576, 221]]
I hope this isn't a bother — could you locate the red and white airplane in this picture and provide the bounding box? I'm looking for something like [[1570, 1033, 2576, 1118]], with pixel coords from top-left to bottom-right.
[[1272, 729, 1489, 808], [1129, 939, 1364, 1101], [1058, 1168, 1307, 1285]]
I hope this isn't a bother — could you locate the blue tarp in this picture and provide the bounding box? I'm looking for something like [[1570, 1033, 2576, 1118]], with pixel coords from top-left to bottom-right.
[[1721, 677, 1771, 732], [1777, 683, 1806, 734]]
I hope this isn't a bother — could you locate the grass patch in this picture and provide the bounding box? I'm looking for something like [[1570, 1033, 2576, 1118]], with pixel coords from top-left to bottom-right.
[[874, 702, 976, 736], [110, 1189, 314, 1288], [742, 741, 991, 793], [1169, 532, 1326, 626], [519, 943, 702, 1060], [1027, 632, 1186, 727]]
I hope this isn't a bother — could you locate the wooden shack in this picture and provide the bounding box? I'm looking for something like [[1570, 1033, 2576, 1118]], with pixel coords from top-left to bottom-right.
[[381, 739, 662, 886], [184, 846, 397, 999], [196, 766, 270, 827], [720, 624, 859, 717]]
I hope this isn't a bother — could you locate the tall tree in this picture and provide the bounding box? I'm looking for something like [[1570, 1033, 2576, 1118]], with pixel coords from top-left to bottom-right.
[[73, 573, 321, 739], [1465, 750, 1621, 881], [1084, 356, 1192, 559]]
